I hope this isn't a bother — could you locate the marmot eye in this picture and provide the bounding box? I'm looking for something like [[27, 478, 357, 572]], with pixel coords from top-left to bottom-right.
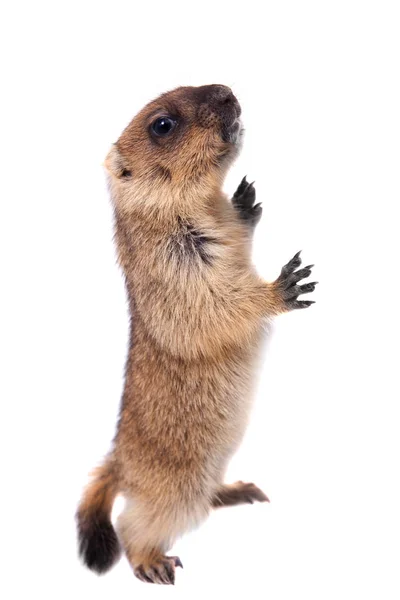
[[151, 116, 176, 137]]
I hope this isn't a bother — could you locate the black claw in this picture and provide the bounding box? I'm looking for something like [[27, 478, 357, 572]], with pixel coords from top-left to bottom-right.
[[234, 176, 249, 197], [174, 557, 183, 569], [288, 251, 302, 266], [233, 180, 255, 208], [244, 185, 256, 207], [285, 266, 313, 287], [158, 566, 172, 585], [291, 300, 315, 309], [136, 565, 155, 584], [298, 281, 318, 294], [164, 561, 175, 585], [292, 252, 302, 264], [232, 176, 261, 227], [280, 251, 302, 278]]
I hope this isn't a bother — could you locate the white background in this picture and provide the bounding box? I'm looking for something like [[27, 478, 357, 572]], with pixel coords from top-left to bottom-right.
[[1, 1, 399, 598]]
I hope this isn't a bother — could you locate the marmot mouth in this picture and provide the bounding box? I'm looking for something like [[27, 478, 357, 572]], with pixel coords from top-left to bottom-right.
[[221, 118, 243, 145], [196, 85, 242, 144]]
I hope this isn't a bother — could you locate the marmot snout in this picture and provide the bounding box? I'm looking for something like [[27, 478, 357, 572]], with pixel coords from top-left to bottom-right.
[[77, 84, 316, 585]]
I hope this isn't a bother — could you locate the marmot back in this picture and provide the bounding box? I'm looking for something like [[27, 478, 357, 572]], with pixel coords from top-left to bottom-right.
[[76, 84, 316, 585]]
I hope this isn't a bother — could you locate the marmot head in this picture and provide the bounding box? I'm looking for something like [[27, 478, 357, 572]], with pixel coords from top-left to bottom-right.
[[105, 85, 243, 214]]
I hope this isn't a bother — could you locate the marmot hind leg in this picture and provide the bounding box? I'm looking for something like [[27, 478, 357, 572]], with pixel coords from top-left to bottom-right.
[[212, 480, 270, 508], [117, 496, 208, 585]]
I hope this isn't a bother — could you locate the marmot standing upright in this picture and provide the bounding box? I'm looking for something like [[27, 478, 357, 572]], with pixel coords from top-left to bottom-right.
[[76, 84, 316, 585]]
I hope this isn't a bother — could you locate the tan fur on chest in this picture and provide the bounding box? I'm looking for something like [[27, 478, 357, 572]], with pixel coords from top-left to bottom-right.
[[116, 322, 261, 495]]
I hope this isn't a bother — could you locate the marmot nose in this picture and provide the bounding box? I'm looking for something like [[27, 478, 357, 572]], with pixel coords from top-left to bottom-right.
[[206, 85, 240, 114], [207, 84, 234, 103]]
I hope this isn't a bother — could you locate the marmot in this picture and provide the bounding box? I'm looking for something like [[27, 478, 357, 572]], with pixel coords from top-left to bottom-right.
[[76, 84, 316, 585]]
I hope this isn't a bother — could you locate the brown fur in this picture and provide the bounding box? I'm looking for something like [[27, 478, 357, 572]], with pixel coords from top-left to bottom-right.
[[78, 462, 116, 518], [77, 85, 315, 585]]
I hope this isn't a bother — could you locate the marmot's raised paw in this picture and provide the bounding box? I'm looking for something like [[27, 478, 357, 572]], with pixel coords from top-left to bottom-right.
[[232, 176, 263, 227], [276, 251, 317, 310]]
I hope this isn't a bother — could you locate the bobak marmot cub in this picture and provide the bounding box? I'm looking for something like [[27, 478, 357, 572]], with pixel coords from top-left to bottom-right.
[[77, 84, 316, 585]]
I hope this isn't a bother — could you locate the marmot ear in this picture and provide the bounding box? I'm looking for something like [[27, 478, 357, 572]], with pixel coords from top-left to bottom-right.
[[104, 145, 132, 179]]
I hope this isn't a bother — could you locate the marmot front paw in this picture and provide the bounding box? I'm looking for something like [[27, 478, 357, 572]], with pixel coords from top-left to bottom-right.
[[275, 251, 317, 310], [232, 176, 263, 227]]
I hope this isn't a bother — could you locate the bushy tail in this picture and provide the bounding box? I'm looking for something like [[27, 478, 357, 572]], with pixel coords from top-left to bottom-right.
[[76, 459, 120, 574]]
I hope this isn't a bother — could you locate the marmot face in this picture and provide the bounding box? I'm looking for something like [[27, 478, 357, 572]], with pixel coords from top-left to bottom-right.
[[105, 85, 243, 211]]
